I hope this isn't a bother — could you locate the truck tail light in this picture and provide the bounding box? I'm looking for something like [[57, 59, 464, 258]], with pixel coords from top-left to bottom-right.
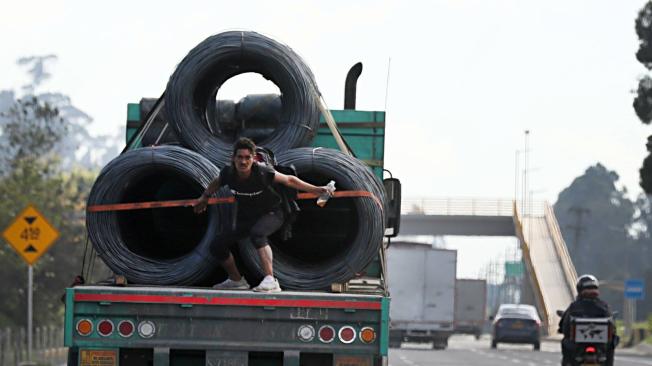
[[97, 320, 114, 337], [360, 327, 376, 343], [76, 319, 93, 336], [118, 320, 135, 337], [318, 325, 335, 343], [297, 325, 315, 342], [338, 326, 356, 344], [138, 320, 156, 338]]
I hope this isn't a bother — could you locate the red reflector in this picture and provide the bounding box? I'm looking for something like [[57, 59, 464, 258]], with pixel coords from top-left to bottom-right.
[[118, 320, 134, 337], [585, 346, 596, 353], [318, 326, 335, 343], [339, 326, 356, 343], [98, 320, 114, 336]]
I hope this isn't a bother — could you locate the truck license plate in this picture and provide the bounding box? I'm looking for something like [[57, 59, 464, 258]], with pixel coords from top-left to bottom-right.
[[80, 350, 117, 366], [334, 355, 372, 366]]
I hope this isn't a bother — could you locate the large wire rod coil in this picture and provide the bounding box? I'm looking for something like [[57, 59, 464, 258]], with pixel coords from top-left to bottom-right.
[[165, 31, 321, 167], [86, 145, 229, 285], [239, 148, 386, 290]]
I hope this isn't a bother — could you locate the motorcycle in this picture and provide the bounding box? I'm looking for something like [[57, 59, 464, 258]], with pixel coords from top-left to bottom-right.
[[556, 309, 618, 366]]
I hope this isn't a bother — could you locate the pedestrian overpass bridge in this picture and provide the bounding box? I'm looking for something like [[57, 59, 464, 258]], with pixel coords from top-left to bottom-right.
[[400, 198, 578, 334]]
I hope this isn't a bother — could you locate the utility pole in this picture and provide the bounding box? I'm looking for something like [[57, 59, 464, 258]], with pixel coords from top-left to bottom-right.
[[567, 206, 590, 251], [522, 130, 530, 217]]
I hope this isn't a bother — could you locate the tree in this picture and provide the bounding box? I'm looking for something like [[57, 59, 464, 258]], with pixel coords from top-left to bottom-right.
[[0, 56, 114, 327], [554, 164, 638, 312], [634, 2, 652, 193]]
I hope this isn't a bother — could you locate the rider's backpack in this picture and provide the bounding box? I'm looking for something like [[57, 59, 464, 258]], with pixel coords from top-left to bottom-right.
[[254, 146, 300, 240]]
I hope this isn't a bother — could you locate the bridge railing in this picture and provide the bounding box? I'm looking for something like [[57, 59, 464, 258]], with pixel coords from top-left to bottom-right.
[[512, 202, 551, 334], [402, 197, 515, 216]]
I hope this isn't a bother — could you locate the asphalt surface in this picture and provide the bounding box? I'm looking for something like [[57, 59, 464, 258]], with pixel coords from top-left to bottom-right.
[[388, 335, 652, 366]]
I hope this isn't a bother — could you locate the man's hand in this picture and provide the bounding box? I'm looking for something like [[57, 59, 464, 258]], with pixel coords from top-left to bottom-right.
[[193, 195, 209, 214], [314, 186, 333, 196]]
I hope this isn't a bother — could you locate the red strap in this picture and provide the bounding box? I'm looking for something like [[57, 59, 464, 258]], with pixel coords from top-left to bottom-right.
[[87, 190, 382, 213]]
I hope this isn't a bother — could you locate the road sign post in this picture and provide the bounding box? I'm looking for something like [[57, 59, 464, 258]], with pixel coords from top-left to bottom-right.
[[623, 279, 645, 342], [2, 205, 59, 363]]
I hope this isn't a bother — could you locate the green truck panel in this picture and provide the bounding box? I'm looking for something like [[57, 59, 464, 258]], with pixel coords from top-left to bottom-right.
[[66, 286, 386, 365], [125, 104, 386, 179]]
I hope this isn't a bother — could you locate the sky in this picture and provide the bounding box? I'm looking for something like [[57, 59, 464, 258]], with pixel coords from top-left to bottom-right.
[[1, 0, 650, 278]]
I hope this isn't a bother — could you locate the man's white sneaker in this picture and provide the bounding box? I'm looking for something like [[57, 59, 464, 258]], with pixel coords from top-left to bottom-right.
[[253, 276, 282, 293], [212, 277, 249, 290]]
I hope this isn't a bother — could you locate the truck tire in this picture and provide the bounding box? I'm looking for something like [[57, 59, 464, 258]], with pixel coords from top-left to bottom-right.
[[432, 341, 446, 350], [165, 31, 320, 168], [533, 342, 540, 351], [491, 340, 497, 349]]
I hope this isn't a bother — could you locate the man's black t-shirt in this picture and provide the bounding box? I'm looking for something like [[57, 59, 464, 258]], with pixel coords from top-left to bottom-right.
[[219, 163, 281, 219]]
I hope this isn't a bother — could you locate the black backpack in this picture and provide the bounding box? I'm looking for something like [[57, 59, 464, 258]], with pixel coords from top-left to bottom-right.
[[255, 146, 300, 240]]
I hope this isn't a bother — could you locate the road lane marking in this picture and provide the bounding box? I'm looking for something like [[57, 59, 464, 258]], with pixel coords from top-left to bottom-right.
[[617, 356, 652, 365], [398, 355, 416, 366]]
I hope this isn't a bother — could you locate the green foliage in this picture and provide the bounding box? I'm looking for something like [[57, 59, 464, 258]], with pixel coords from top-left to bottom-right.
[[636, 1, 652, 69], [634, 2, 652, 193], [555, 163, 652, 320], [554, 164, 638, 313], [634, 77, 652, 125], [0, 96, 104, 328]]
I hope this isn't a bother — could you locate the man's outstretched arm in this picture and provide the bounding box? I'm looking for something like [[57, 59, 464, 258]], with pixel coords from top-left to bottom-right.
[[273, 172, 330, 195]]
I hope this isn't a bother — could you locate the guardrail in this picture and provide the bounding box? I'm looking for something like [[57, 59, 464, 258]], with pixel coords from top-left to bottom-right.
[[0, 326, 66, 366], [544, 202, 578, 296], [402, 198, 515, 216]]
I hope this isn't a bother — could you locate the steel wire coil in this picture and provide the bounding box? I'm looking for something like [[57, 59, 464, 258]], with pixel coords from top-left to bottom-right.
[[165, 31, 320, 167], [238, 148, 386, 290], [86, 145, 230, 285]]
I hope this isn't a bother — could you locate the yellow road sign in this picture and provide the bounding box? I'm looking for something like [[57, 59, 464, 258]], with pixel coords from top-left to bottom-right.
[[2, 205, 59, 265]]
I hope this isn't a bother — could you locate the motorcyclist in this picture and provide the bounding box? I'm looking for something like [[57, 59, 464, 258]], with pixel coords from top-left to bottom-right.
[[559, 274, 616, 366]]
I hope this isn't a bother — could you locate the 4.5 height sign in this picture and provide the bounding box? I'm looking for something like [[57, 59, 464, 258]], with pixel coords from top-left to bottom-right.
[[2, 205, 59, 265]]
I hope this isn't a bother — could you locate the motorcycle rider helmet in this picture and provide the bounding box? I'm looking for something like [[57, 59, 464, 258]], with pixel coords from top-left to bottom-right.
[[576, 274, 599, 294]]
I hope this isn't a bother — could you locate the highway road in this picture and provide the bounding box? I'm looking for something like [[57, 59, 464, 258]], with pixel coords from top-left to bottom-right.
[[389, 335, 652, 366]]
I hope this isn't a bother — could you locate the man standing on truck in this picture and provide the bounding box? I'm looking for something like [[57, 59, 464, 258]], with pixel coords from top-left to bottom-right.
[[193, 137, 331, 292]]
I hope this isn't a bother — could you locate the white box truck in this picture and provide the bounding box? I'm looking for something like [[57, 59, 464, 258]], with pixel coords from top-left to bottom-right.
[[454, 279, 487, 339], [387, 242, 457, 349]]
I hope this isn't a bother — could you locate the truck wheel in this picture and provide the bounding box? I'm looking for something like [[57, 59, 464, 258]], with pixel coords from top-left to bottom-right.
[[491, 340, 497, 349], [432, 340, 447, 350], [389, 339, 401, 348], [533, 342, 540, 351]]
